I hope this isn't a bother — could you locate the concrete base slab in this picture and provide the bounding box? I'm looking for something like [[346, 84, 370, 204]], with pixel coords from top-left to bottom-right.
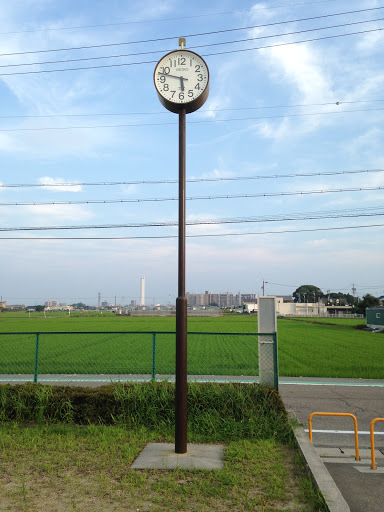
[[131, 443, 225, 470], [321, 457, 370, 464], [315, 447, 384, 459], [356, 466, 384, 473]]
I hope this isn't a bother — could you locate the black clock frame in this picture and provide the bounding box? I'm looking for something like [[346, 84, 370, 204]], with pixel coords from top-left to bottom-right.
[[153, 49, 210, 114]]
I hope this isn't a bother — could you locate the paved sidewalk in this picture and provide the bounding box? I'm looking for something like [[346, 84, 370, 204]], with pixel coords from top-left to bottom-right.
[[280, 378, 384, 512]]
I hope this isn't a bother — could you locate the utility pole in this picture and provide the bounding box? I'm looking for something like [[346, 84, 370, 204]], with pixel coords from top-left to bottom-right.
[[262, 281, 265, 296], [98, 292, 101, 308]]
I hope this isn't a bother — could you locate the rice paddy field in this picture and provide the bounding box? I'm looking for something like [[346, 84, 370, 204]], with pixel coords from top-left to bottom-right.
[[0, 312, 382, 379]]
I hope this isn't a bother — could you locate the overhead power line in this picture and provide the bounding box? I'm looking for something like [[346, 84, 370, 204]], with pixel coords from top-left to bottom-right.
[[1, 26, 383, 76], [0, 186, 382, 206], [0, 0, 342, 35], [264, 281, 297, 288], [0, 101, 376, 118], [3, 16, 384, 69], [1, 106, 384, 131], [1, 168, 383, 188], [1, 223, 383, 240], [1, 99, 384, 119], [0, 6, 381, 57], [1, 206, 383, 232]]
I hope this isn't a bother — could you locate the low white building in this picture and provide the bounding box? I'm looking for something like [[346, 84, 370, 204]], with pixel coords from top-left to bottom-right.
[[244, 297, 352, 317]]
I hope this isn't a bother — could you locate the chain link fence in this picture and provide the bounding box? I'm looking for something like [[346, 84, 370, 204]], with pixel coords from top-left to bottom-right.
[[0, 331, 278, 388]]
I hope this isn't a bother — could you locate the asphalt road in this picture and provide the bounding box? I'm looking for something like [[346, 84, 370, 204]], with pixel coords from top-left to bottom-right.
[[279, 378, 384, 512], [279, 378, 384, 448]]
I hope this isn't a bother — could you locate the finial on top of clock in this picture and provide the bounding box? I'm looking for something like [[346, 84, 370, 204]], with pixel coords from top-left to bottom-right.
[[178, 37, 186, 49]]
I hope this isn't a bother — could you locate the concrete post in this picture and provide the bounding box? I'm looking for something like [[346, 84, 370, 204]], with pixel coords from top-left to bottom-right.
[[258, 296, 278, 387]]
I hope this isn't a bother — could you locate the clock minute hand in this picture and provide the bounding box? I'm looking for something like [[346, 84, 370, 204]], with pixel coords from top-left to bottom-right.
[[158, 72, 189, 82]]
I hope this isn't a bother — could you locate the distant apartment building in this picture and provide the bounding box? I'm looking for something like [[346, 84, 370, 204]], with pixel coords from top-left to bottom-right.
[[44, 299, 72, 311], [44, 300, 60, 308], [101, 301, 114, 308], [186, 291, 258, 308]]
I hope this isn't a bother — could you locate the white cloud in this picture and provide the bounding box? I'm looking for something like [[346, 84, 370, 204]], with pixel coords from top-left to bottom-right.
[[0, 132, 19, 152], [304, 238, 329, 247], [252, 117, 291, 140], [39, 176, 82, 192], [0, 125, 125, 159], [120, 184, 138, 195], [191, 167, 234, 180], [348, 128, 384, 163], [265, 44, 334, 104], [249, 2, 277, 24], [128, 0, 175, 21], [23, 203, 94, 222], [356, 27, 384, 52]]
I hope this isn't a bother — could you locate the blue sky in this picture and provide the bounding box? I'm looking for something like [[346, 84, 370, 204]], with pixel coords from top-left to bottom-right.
[[0, 0, 383, 306]]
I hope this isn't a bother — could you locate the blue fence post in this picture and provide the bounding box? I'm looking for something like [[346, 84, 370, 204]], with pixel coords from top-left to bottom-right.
[[152, 331, 156, 380], [34, 332, 40, 384]]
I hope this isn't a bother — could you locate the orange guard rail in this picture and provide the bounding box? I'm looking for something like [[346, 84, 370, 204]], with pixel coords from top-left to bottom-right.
[[308, 412, 360, 461]]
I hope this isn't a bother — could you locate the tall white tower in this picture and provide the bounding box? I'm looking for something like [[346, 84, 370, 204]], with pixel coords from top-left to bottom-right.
[[140, 277, 145, 306]]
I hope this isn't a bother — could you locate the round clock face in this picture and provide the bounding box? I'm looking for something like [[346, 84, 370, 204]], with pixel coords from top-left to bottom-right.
[[154, 49, 209, 113]]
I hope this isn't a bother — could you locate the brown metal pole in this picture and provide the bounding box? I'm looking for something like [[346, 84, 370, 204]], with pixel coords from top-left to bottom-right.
[[175, 107, 187, 454]]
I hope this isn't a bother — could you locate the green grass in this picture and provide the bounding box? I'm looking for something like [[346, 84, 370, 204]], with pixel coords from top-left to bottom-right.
[[284, 316, 364, 327], [278, 317, 384, 378], [0, 382, 289, 440], [0, 382, 326, 511], [0, 424, 325, 512], [0, 312, 254, 333], [0, 313, 382, 379]]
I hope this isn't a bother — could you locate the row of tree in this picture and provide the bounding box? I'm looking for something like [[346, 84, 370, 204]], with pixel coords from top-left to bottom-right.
[[293, 285, 381, 314]]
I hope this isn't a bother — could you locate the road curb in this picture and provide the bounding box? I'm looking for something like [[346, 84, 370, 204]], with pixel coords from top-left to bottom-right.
[[293, 421, 350, 512]]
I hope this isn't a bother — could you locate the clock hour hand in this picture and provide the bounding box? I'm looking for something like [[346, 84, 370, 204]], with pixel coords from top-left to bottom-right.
[[179, 76, 186, 91]]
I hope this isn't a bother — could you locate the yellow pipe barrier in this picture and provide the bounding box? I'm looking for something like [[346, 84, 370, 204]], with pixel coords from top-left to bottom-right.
[[370, 418, 384, 470], [308, 412, 360, 461]]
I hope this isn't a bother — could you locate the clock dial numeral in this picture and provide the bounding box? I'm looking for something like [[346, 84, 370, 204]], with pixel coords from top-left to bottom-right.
[[195, 83, 200, 90], [163, 84, 169, 91], [171, 91, 176, 98], [159, 75, 165, 83], [179, 92, 184, 100], [195, 64, 201, 72], [188, 90, 193, 97]]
